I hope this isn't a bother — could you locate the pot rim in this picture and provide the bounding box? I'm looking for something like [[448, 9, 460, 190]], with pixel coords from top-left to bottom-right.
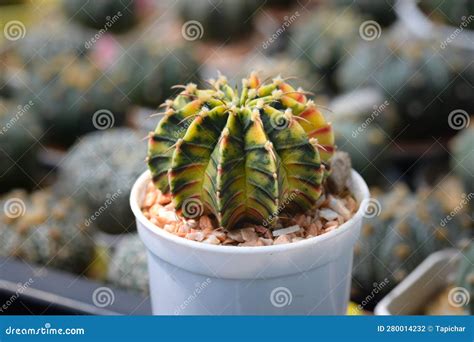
[[130, 169, 370, 255]]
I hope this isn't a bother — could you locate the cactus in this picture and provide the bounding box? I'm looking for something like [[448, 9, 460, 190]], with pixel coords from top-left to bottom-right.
[[62, 0, 143, 33], [107, 234, 149, 294], [24, 54, 129, 146], [235, 54, 329, 96], [329, 88, 397, 183], [0, 99, 43, 191], [451, 124, 474, 196], [352, 180, 473, 305], [113, 43, 200, 109], [337, 27, 473, 137], [55, 128, 146, 234], [147, 72, 335, 229], [289, 8, 363, 93], [419, 0, 474, 29], [12, 20, 88, 68], [456, 242, 474, 314], [177, 0, 260, 42], [0, 189, 95, 274], [0, 66, 25, 99], [378, 182, 473, 285], [351, 183, 412, 304]]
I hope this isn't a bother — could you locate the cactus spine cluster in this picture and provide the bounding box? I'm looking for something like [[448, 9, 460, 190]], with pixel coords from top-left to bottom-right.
[[148, 73, 335, 229]]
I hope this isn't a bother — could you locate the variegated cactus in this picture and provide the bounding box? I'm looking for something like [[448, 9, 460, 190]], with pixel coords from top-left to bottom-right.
[[147, 73, 335, 229]]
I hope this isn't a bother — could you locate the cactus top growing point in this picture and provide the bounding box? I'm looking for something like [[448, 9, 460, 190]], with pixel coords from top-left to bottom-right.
[[147, 73, 336, 229]]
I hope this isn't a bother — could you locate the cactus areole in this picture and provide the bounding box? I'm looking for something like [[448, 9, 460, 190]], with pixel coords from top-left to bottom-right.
[[147, 73, 336, 230]]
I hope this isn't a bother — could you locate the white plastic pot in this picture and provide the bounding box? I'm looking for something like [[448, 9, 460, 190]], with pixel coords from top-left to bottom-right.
[[130, 170, 370, 315]]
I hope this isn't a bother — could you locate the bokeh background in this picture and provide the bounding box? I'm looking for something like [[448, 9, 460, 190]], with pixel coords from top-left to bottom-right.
[[0, 0, 472, 315]]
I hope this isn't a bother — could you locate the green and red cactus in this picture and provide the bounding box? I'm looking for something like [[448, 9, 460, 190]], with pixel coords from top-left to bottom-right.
[[147, 73, 335, 229]]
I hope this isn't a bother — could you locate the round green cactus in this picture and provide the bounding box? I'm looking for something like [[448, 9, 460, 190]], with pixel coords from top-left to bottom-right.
[[0, 99, 43, 191], [55, 128, 146, 234], [113, 43, 200, 109], [25, 53, 130, 146], [0, 189, 95, 274], [12, 21, 88, 68], [107, 234, 149, 294], [289, 8, 363, 93], [337, 29, 474, 137], [351, 183, 412, 303], [177, 0, 260, 42], [147, 73, 335, 229], [352, 181, 473, 305], [419, 0, 474, 29]]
